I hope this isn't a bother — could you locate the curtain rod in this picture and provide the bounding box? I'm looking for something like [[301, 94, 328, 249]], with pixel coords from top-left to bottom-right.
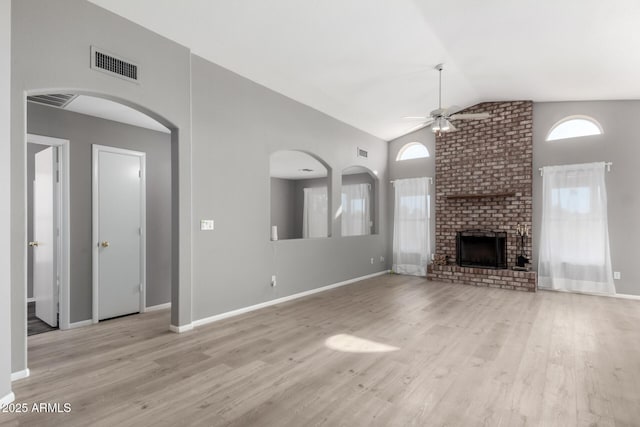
[[539, 162, 612, 176], [390, 177, 433, 184]]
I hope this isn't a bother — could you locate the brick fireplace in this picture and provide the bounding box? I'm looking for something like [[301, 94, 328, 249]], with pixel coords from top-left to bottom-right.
[[427, 101, 537, 291]]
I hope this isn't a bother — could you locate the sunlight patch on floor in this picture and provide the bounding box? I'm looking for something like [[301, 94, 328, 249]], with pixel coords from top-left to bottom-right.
[[324, 334, 399, 353]]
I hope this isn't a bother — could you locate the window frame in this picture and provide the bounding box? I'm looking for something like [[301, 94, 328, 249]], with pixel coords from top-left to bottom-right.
[[546, 115, 603, 142], [396, 142, 430, 161]]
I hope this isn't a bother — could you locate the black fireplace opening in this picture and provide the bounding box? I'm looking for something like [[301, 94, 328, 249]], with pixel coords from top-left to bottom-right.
[[456, 230, 507, 269]]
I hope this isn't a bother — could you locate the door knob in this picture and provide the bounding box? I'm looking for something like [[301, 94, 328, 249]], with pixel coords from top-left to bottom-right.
[[28, 241, 39, 247], [101, 241, 110, 248]]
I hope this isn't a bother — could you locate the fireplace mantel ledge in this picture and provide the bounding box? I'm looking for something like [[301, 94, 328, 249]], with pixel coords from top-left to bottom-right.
[[445, 191, 516, 200]]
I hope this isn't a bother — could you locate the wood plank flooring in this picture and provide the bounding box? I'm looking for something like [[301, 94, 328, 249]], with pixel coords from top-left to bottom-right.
[[27, 302, 57, 336], [3, 274, 640, 426]]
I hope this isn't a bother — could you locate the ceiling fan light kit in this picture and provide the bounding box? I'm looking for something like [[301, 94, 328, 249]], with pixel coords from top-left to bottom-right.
[[404, 63, 491, 135], [431, 117, 451, 134]]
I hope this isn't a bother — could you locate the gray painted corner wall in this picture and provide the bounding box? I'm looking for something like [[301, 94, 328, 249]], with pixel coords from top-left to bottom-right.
[[190, 54, 389, 321], [12, 0, 193, 373], [387, 129, 436, 263], [27, 103, 172, 321], [533, 100, 640, 296], [270, 178, 299, 240], [1, 0, 13, 403]]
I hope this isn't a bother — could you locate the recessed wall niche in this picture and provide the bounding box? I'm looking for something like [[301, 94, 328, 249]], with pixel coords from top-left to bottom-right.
[[270, 150, 330, 240], [341, 166, 377, 236]]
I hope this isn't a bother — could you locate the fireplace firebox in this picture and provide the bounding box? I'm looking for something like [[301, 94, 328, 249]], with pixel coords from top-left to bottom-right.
[[456, 230, 507, 269]]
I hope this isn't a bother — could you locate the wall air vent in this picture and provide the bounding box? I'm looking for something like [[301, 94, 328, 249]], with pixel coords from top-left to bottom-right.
[[357, 147, 368, 159], [90, 46, 139, 83], [27, 94, 77, 108]]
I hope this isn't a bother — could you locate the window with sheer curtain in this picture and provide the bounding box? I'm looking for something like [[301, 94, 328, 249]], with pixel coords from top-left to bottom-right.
[[392, 177, 430, 276], [302, 187, 328, 238], [341, 183, 370, 236], [538, 162, 615, 295]]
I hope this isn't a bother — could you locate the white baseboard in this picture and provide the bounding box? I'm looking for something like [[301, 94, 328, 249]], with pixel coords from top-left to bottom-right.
[[11, 369, 30, 382], [612, 293, 640, 301], [540, 288, 640, 300], [27, 298, 35, 303], [169, 323, 193, 333], [145, 302, 171, 312], [193, 270, 389, 328], [0, 392, 15, 406], [67, 319, 93, 329]]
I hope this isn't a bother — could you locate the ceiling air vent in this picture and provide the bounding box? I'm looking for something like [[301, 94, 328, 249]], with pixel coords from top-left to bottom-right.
[[27, 94, 77, 108], [357, 147, 368, 159], [90, 46, 139, 83]]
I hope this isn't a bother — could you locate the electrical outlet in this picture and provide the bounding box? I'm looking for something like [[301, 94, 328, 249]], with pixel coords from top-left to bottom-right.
[[380, 256, 385, 263], [271, 275, 277, 287], [200, 219, 214, 231], [370, 258, 374, 264], [613, 271, 621, 280]]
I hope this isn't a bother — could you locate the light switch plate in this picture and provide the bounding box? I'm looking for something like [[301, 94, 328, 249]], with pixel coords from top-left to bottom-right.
[[613, 271, 621, 280], [200, 219, 214, 231]]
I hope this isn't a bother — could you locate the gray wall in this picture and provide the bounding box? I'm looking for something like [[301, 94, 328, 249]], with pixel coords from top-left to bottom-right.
[[26, 143, 48, 299], [533, 100, 640, 296], [388, 129, 436, 261], [1, 0, 13, 404], [270, 178, 298, 240], [27, 103, 172, 320], [12, 0, 193, 374], [191, 54, 388, 321]]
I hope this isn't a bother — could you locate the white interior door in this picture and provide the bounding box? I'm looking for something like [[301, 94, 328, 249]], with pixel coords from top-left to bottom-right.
[[93, 145, 145, 321], [33, 146, 58, 327]]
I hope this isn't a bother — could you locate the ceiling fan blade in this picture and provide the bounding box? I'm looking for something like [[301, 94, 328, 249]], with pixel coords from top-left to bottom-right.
[[430, 108, 446, 117], [403, 116, 428, 120], [443, 105, 463, 116], [450, 112, 491, 120]]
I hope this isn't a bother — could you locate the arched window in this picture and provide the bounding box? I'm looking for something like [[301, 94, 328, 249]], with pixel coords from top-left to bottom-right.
[[546, 116, 603, 141], [396, 142, 429, 161]]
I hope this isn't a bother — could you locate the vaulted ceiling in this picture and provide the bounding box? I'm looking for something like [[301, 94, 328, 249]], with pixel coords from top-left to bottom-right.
[[88, 0, 640, 141]]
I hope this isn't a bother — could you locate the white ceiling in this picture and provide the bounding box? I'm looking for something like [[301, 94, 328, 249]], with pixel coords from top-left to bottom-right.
[[65, 95, 170, 133], [270, 151, 327, 180], [88, 0, 640, 141]]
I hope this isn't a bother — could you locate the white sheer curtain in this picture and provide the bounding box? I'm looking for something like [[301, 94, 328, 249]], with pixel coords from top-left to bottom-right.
[[341, 183, 371, 236], [538, 162, 615, 295], [392, 177, 430, 276], [302, 187, 328, 238]]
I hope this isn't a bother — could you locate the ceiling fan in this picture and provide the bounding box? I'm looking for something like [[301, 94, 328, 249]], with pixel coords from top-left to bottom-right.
[[404, 63, 491, 135]]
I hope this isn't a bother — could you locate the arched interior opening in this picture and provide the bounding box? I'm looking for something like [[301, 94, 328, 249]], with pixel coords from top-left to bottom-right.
[[269, 150, 332, 240], [20, 90, 181, 371]]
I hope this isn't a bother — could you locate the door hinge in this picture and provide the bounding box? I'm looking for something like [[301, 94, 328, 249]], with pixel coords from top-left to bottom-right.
[[138, 170, 141, 178], [56, 170, 59, 183]]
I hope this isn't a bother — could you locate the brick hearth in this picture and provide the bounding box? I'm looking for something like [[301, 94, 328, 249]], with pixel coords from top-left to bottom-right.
[[427, 101, 537, 291]]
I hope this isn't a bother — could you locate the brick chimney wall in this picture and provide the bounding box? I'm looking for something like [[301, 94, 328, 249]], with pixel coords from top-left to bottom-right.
[[429, 101, 536, 291]]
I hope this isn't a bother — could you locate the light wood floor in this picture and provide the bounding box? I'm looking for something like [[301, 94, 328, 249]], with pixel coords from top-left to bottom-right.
[[3, 275, 640, 426]]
